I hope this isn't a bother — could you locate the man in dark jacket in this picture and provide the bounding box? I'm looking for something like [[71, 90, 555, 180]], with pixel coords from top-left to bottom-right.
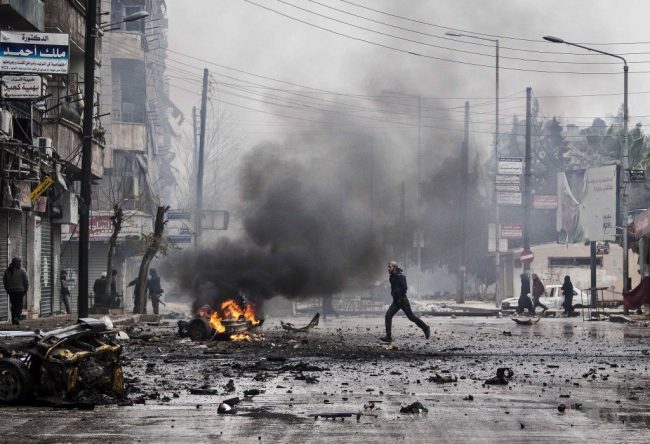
[[93, 272, 107, 307], [531, 273, 548, 314], [379, 261, 430, 343], [3, 257, 28, 325], [147, 268, 163, 315]]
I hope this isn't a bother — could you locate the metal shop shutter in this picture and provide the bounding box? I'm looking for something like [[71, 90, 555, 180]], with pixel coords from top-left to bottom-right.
[[40, 217, 53, 316], [0, 212, 8, 321], [52, 224, 61, 313]]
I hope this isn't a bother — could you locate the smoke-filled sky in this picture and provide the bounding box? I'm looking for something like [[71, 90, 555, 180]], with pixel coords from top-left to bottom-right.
[[161, 0, 650, 298], [166, 0, 650, 148]]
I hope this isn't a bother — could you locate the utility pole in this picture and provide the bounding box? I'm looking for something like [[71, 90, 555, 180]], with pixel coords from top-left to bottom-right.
[[78, 0, 98, 319], [494, 40, 501, 307], [195, 69, 209, 247], [523, 87, 533, 276], [458, 101, 469, 304], [416, 95, 422, 298]]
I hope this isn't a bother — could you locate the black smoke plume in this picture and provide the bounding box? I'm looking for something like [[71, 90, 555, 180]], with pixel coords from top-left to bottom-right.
[[164, 142, 387, 309]]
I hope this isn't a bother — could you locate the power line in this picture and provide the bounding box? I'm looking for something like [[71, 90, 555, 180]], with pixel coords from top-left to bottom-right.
[[241, 0, 650, 75], [279, 0, 650, 66]]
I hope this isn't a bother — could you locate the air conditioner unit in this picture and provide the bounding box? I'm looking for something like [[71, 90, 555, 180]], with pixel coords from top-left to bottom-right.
[[0, 110, 13, 140], [35, 137, 54, 157]]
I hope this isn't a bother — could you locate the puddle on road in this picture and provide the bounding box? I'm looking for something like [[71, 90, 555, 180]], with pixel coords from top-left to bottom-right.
[[585, 407, 650, 427]]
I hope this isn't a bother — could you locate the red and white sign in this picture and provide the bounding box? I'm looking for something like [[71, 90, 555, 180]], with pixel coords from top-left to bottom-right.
[[520, 249, 534, 264], [534, 194, 558, 210], [500, 223, 523, 239], [62, 211, 153, 241]]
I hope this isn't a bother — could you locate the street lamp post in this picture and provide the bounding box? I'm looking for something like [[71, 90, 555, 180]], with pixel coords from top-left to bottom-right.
[[446, 32, 500, 306], [78, 6, 149, 318], [543, 35, 630, 295]]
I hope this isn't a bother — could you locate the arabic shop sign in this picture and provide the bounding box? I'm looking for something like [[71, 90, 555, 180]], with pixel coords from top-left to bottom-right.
[[1, 74, 43, 99], [0, 31, 69, 74]]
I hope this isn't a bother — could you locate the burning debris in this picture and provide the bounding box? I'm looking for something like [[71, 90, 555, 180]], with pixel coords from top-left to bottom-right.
[[178, 299, 263, 341], [0, 318, 124, 406]]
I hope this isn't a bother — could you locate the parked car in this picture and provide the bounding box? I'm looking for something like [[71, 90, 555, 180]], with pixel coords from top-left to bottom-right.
[[501, 284, 589, 311]]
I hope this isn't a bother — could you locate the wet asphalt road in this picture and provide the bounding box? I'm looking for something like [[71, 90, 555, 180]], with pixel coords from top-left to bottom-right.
[[1, 314, 649, 443]]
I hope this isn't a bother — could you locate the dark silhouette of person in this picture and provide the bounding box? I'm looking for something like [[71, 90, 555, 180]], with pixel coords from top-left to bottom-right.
[[380, 261, 430, 342]]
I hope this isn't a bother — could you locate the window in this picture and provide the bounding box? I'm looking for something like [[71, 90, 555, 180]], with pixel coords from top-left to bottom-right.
[[548, 257, 602, 268]]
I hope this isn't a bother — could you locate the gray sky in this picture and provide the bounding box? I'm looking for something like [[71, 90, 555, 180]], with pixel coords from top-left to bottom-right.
[[163, 0, 650, 174]]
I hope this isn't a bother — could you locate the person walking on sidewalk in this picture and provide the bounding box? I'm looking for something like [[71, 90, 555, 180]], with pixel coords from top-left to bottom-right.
[[60, 270, 71, 314], [3, 257, 28, 325], [380, 261, 430, 343], [561, 275, 575, 316], [532, 273, 548, 314]]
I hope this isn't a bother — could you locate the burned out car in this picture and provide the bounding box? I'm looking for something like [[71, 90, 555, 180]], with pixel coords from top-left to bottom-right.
[[0, 318, 124, 405]]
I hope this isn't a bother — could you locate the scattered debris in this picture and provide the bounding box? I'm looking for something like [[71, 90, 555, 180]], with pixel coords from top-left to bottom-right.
[[512, 316, 541, 325], [428, 372, 458, 384], [189, 388, 218, 395], [311, 412, 362, 422], [225, 379, 236, 392], [400, 401, 429, 414], [557, 403, 566, 412], [218, 402, 237, 414], [485, 367, 514, 385], [609, 315, 633, 324], [244, 389, 262, 397], [463, 395, 474, 401], [281, 313, 320, 333]]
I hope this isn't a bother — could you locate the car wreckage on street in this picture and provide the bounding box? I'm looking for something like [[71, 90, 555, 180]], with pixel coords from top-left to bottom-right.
[[0, 318, 123, 405]]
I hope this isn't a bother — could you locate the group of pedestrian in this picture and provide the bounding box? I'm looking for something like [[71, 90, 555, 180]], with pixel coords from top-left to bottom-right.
[[2, 256, 164, 322], [518, 272, 575, 316], [93, 270, 121, 308]]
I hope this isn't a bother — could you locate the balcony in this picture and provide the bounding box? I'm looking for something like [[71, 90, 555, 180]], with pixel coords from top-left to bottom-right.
[[109, 121, 146, 153], [105, 31, 144, 61], [44, 0, 101, 61], [0, 0, 44, 31]]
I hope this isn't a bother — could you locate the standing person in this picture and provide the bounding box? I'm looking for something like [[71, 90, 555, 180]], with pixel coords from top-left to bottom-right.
[[3, 257, 28, 325], [531, 274, 548, 314], [60, 270, 71, 314], [147, 268, 163, 315], [379, 261, 430, 343], [561, 275, 575, 316], [93, 272, 107, 307], [110, 269, 120, 308], [517, 273, 534, 316]]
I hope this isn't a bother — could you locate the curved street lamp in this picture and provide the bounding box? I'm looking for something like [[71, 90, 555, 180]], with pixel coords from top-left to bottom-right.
[[543, 34, 630, 295]]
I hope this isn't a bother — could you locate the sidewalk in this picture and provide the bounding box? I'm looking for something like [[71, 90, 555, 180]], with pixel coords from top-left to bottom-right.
[[0, 313, 141, 331]]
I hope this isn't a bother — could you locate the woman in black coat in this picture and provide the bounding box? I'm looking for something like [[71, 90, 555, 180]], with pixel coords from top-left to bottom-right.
[[517, 273, 535, 315], [561, 275, 574, 315]]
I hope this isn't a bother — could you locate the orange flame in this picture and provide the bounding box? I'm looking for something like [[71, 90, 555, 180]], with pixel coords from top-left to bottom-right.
[[202, 299, 260, 336], [230, 333, 251, 342], [220, 299, 261, 326]]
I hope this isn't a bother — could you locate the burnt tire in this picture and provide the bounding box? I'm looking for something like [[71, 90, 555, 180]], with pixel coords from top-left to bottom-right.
[[188, 319, 209, 341], [0, 358, 33, 405]]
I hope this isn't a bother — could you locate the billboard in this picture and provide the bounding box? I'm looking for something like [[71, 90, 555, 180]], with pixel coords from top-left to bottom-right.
[[1, 31, 69, 74], [556, 165, 617, 243]]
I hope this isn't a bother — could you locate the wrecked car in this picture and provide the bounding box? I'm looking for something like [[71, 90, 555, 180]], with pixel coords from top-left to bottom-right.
[[0, 318, 123, 405]]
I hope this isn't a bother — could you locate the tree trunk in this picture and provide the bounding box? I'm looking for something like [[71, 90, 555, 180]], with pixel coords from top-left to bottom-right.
[[105, 205, 123, 298], [133, 206, 169, 314]]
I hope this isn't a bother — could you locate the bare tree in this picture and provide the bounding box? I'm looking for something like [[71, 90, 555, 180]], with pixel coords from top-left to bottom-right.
[[133, 205, 170, 314]]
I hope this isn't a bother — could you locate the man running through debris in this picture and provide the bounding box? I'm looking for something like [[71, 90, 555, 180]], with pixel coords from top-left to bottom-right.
[[380, 261, 430, 343]]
